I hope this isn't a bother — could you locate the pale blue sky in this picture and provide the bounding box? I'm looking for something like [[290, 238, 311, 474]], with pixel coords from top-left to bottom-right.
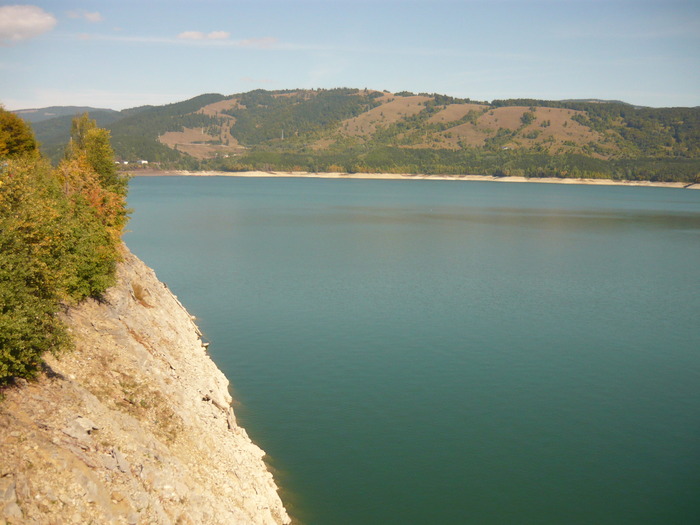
[[1, 0, 698, 110]]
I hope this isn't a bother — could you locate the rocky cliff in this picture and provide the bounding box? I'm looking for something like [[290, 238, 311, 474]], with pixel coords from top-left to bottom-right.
[[0, 247, 291, 524]]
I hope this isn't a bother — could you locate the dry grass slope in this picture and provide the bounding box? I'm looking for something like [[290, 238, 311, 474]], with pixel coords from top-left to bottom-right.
[[339, 95, 432, 137]]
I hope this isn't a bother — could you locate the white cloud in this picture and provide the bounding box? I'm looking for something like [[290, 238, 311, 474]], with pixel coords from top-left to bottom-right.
[[207, 31, 230, 40], [83, 32, 299, 51], [0, 5, 57, 44], [178, 30, 230, 40], [67, 10, 104, 23], [178, 31, 205, 40]]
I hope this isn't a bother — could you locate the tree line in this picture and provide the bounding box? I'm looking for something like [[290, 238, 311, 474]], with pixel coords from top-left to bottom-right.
[[203, 145, 700, 183]]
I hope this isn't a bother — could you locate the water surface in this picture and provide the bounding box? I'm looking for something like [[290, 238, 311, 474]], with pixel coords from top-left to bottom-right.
[[126, 177, 700, 524]]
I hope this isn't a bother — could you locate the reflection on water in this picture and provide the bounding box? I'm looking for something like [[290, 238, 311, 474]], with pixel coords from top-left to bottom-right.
[[275, 204, 700, 233], [127, 177, 700, 525]]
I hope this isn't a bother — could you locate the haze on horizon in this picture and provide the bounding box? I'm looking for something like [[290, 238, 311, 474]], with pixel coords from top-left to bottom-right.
[[1, 0, 699, 111]]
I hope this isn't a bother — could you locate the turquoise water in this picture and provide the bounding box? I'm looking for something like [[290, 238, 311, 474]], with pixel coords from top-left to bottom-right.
[[126, 177, 700, 524]]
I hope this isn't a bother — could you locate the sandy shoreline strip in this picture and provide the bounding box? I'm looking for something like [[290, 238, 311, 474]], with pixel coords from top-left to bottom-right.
[[133, 170, 700, 189]]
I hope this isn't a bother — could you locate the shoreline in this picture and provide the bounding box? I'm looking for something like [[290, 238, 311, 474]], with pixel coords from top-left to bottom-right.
[[132, 169, 700, 189], [0, 246, 290, 524]]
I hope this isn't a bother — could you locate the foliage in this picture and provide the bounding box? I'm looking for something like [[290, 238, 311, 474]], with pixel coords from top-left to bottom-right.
[[0, 108, 38, 158], [0, 157, 71, 380], [206, 144, 700, 183], [520, 111, 535, 126], [67, 114, 129, 195], [0, 109, 128, 384], [221, 88, 382, 145]]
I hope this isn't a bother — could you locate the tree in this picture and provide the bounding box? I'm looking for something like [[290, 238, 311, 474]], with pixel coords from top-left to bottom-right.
[[0, 107, 38, 158], [1, 157, 71, 381], [520, 111, 535, 126], [68, 112, 94, 150], [66, 113, 126, 194]]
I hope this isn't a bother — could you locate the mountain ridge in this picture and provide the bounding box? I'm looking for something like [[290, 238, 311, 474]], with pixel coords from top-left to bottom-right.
[[13, 88, 700, 182], [13, 106, 120, 123]]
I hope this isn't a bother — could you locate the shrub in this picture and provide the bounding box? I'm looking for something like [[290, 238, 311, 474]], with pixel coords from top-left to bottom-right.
[[0, 110, 128, 384], [0, 157, 72, 380]]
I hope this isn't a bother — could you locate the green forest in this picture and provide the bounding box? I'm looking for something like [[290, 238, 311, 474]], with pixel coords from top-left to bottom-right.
[[1, 108, 128, 383], [22, 89, 700, 183]]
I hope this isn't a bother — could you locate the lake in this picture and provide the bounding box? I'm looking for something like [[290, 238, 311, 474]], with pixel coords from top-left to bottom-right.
[[126, 176, 700, 524]]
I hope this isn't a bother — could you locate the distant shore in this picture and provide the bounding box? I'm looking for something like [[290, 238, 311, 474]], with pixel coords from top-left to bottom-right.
[[132, 170, 700, 189]]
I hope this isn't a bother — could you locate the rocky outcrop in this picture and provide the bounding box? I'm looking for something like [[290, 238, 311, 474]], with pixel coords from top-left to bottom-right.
[[0, 247, 290, 524]]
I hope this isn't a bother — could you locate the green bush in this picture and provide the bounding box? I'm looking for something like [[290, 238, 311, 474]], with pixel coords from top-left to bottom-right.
[[0, 157, 70, 380], [0, 109, 127, 384]]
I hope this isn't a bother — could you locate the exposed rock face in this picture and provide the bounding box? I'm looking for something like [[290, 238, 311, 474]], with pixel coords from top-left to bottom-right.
[[0, 248, 290, 524]]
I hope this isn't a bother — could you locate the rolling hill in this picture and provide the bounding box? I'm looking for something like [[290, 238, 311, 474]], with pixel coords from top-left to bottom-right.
[[15, 88, 700, 182], [13, 106, 120, 124]]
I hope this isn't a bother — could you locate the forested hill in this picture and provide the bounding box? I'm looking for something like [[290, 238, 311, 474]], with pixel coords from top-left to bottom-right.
[[19, 88, 700, 182]]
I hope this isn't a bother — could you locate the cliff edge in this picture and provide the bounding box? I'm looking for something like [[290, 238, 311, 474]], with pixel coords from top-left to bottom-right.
[[0, 247, 291, 524]]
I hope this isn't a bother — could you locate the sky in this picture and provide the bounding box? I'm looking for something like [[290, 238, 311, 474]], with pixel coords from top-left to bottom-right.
[[1, 0, 698, 110]]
